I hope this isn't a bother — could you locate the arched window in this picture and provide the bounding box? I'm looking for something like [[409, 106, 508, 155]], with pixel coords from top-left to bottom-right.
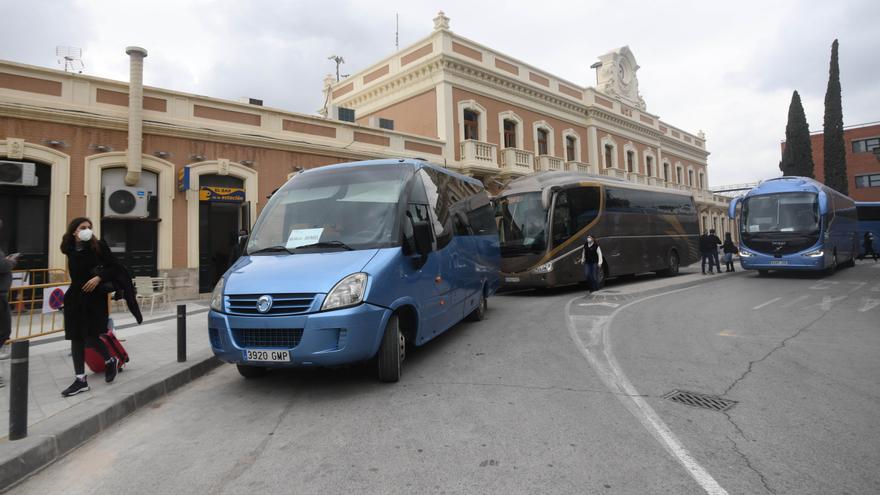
[[537, 128, 549, 155], [565, 136, 577, 162], [645, 156, 654, 177], [688, 169, 694, 186], [503, 119, 517, 148], [663, 162, 670, 181], [604, 145, 614, 168], [676, 165, 683, 184], [699, 172, 705, 189], [463, 110, 480, 141], [626, 150, 635, 173]]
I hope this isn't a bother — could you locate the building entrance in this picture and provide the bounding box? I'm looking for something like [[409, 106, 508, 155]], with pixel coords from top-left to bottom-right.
[[0, 161, 51, 271], [198, 174, 249, 293]]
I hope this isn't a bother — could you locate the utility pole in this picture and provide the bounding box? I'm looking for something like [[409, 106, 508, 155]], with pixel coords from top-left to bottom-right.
[[328, 55, 345, 82]]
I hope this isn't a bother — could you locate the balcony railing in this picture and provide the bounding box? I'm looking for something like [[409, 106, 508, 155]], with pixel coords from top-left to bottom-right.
[[601, 168, 627, 179], [460, 140, 498, 170], [566, 161, 593, 174], [536, 155, 564, 172], [500, 147, 534, 174]]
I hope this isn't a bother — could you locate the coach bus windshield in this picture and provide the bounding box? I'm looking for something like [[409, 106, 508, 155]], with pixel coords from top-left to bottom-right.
[[247, 165, 408, 253], [494, 192, 547, 255], [742, 193, 819, 234]]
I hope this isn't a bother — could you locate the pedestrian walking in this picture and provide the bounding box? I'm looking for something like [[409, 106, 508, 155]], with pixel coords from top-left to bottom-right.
[[59, 217, 122, 397], [0, 219, 21, 388], [863, 232, 878, 261], [581, 235, 604, 294], [708, 229, 722, 273], [699, 231, 715, 274], [722, 232, 738, 272]]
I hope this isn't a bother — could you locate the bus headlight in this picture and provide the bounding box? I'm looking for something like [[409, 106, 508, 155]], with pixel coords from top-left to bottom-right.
[[322, 273, 368, 311], [210, 277, 225, 312], [532, 261, 554, 274], [738, 250, 753, 258], [802, 249, 824, 258]]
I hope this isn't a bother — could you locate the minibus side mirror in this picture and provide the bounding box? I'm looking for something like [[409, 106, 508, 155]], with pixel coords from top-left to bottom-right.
[[727, 197, 739, 219], [412, 220, 433, 258]]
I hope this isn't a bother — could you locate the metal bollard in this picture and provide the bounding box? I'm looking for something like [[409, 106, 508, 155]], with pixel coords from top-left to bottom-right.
[[9, 340, 29, 440], [177, 304, 186, 362]]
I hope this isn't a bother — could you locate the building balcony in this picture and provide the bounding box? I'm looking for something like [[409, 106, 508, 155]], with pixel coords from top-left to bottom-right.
[[460, 140, 498, 171], [500, 147, 534, 175], [536, 154, 564, 172], [645, 176, 662, 187], [600, 167, 627, 179], [565, 161, 594, 174]]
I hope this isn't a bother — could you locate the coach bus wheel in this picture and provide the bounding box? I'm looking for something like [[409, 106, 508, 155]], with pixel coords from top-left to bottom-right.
[[237, 364, 268, 379], [466, 291, 487, 322], [663, 250, 680, 276], [377, 315, 404, 383]]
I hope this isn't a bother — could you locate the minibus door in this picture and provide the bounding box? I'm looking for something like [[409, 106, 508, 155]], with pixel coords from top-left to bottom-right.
[[404, 204, 451, 341]]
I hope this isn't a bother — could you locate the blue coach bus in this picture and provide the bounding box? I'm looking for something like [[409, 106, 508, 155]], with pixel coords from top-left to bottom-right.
[[208, 159, 500, 382], [728, 177, 858, 275], [856, 201, 880, 257]]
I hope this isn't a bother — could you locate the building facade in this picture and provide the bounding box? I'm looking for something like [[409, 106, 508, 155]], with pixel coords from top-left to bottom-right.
[[800, 122, 880, 201], [0, 12, 730, 299]]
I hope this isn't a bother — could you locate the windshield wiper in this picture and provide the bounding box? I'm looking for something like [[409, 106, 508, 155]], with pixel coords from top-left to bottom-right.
[[248, 245, 294, 255], [295, 240, 354, 251]]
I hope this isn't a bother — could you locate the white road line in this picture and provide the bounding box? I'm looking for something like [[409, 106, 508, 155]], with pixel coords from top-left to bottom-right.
[[565, 287, 729, 495], [578, 302, 621, 308], [859, 299, 880, 312], [781, 295, 809, 308], [752, 297, 782, 310]]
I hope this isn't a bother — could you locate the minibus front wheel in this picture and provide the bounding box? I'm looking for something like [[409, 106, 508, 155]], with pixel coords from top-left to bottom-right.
[[466, 290, 487, 322], [377, 315, 405, 383]]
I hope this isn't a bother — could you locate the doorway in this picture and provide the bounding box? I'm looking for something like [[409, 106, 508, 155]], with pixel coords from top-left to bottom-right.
[[198, 174, 248, 293], [0, 161, 51, 272]]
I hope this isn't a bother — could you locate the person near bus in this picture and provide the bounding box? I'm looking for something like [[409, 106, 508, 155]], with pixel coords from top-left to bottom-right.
[[0, 219, 20, 387], [699, 231, 716, 274], [722, 232, 738, 272], [59, 217, 122, 397], [581, 235, 604, 293], [863, 232, 878, 261], [708, 229, 722, 272]]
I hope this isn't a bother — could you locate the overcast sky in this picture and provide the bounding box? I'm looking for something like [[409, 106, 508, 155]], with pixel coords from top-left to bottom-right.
[[2, 0, 877, 186]]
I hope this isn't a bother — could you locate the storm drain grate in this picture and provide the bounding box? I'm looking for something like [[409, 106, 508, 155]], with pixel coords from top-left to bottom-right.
[[663, 390, 737, 412]]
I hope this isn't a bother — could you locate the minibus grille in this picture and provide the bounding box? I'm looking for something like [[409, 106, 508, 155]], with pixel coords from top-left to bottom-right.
[[226, 293, 318, 316], [232, 328, 304, 348]]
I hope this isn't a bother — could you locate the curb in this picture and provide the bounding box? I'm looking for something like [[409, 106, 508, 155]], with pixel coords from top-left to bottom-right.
[[0, 351, 222, 492]]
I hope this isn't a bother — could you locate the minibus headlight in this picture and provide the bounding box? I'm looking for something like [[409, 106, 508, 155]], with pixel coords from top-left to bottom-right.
[[532, 261, 554, 274], [322, 272, 368, 311], [210, 277, 225, 312], [802, 249, 824, 258], [738, 250, 753, 258]]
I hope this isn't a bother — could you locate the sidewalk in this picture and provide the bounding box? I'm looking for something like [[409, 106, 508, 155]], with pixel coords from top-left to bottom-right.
[[0, 299, 221, 491]]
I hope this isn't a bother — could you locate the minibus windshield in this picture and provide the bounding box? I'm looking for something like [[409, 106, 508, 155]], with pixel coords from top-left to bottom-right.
[[742, 193, 819, 234], [247, 165, 409, 253], [494, 192, 548, 255]]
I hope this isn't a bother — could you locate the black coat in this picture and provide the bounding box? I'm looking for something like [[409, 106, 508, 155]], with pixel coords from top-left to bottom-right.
[[63, 239, 123, 340]]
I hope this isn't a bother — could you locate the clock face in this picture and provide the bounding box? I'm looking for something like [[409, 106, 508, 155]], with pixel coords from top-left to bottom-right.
[[618, 60, 631, 86]]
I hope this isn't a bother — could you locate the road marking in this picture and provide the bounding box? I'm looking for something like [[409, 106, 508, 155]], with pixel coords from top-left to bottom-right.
[[781, 295, 809, 308], [859, 299, 880, 312], [845, 282, 867, 294], [803, 295, 848, 312], [566, 287, 729, 495], [810, 281, 838, 290], [752, 297, 782, 310], [871, 283, 880, 292], [718, 330, 737, 337], [578, 302, 621, 308]]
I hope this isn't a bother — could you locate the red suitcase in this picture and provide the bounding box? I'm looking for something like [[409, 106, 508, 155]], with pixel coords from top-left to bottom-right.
[[85, 323, 130, 373]]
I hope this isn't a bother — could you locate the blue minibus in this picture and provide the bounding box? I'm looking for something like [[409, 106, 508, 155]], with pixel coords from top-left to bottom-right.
[[208, 159, 500, 382], [856, 202, 880, 258], [728, 177, 858, 275]]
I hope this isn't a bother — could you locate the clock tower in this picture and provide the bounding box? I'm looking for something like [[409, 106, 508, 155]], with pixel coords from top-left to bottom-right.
[[592, 46, 646, 110]]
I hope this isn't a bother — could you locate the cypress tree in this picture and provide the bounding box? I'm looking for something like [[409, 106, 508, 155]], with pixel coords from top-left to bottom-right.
[[780, 90, 814, 177], [823, 39, 848, 194]]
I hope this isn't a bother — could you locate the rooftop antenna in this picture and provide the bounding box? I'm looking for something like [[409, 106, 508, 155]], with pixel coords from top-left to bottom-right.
[[56, 46, 84, 73], [395, 13, 399, 51], [328, 55, 345, 82]]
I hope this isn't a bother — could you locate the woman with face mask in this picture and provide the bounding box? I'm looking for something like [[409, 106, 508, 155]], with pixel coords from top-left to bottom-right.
[[58, 217, 121, 396]]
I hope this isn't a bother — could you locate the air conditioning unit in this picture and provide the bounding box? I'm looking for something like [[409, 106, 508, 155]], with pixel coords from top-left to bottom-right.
[[104, 186, 150, 218], [0, 161, 38, 186]]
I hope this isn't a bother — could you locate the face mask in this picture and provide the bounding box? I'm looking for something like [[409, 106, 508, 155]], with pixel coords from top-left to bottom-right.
[[77, 228, 93, 242]]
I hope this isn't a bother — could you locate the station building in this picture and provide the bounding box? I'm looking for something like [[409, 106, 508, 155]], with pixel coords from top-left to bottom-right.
[[0, 12, 730, 299], [803, 121, 880, 201]]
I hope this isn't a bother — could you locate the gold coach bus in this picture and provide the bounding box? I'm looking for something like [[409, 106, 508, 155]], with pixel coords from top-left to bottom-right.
[[494, 172, 700, 289]]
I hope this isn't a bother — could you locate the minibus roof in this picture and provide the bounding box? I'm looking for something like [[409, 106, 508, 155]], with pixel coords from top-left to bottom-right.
[[297, 158, 484, 187]]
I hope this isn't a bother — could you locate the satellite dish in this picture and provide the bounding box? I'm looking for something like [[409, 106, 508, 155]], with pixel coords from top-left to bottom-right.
[[56, 46, 84, 73]]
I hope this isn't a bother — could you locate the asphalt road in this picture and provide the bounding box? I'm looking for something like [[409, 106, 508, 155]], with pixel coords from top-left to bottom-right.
[[13, 262, 880, 494]]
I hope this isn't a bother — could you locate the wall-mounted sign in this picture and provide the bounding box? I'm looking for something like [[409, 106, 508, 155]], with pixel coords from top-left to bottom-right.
[[177, 166, 190, 192], [199, 186, 245, 202]]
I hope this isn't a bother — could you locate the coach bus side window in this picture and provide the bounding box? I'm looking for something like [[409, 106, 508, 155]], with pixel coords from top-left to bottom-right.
[[552, 187, 600, 247], [551, 192, 572, 247]]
